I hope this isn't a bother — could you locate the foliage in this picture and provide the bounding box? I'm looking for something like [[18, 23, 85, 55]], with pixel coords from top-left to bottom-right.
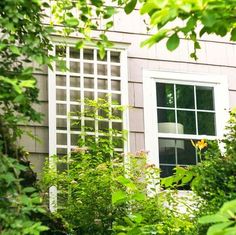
[[0, 153, 48, 234], [50, 0, 236, 60], [42, 99, 197, 234], [199, 199, 236, 235], [112, 152, 198, 235], [137, 0, 236, 59]]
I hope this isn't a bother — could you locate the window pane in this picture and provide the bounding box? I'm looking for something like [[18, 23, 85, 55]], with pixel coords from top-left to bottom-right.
[[98, 78, 108, 90], [70, 90, 80, 102], [160, 165, 175, 178], [84, 77, 94, 89], [70, 76, 80, 87], [177, 110, 196, 134], [159, 139, 176, 164], [84, 49, 93, 60], [56, 45, 66, 57], [177, 140, 197, 165], [111, 80, 121, 91], [196, 86, 214, 110], [176, 84, 194, 109], [70, 61, 80, 73], [70, 47, 80, 59], [56, 104, 67, 115], [111, 65, 120, 76], [84, 63, 94, 74], [198, 112, 216, 135], [56, 89, 66, 101], [111, 51, 120, 62], [156, 83, 174, 107], [56, 75, 66, 86], [98, 64, 107, 76], [157, 109, 175, 123]]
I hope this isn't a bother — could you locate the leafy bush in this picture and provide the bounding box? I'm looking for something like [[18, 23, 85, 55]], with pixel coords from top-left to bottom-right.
[[42, 99, 197, 234]]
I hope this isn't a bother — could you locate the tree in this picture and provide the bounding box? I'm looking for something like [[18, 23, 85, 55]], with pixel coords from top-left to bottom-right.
[[51, 0, 236, 60]]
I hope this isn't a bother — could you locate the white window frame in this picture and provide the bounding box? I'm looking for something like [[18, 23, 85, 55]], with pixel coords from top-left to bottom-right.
[[48, 39, 129, 211], [143, 70, 229, 167]]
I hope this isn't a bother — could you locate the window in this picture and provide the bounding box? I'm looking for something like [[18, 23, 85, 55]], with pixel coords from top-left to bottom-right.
[[48, 43, 128, 210], [143, 71, 229, 178]]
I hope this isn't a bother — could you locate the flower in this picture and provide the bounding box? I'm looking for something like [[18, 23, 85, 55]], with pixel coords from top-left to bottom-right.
[[71, 146, 88, 153], [191, 139, 207, 150]]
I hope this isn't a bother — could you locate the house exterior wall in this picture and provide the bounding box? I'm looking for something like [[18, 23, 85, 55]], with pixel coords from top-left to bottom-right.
[[21, 7, 236, 174]]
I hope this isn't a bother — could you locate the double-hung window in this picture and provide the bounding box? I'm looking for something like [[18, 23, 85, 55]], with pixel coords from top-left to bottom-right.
[[143, 71, 228, 177]]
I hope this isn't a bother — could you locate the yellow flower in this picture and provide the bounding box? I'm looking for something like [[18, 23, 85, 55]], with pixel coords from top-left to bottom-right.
[[191, 139, 207, 150]]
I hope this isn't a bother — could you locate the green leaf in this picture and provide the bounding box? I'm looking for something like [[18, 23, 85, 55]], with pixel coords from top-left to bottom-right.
[[75, 41, 84, 49], [220, 199, 236, 214], [65, 17, 79, 27], [112, 190, 127, 204], [106, 21, 113, 30], [132, 192, 146, 201], [104, 7, 115, 19], [199, 214, 229, 224], [141, 29, 168, 47], [207, 222, 234, 235], [230, 28, 236, 41], [166, 33, 180, 51], [9, 45, 21, 55], [124, 0, 137, 14]]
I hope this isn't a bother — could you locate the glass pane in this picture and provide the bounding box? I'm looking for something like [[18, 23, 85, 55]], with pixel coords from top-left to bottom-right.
[[70, 47, 80, 59], [112, 94, 121, 105], [56, 104, 67, 115], [84, 120, 95, 132], [56, 89, 66, 101], [111, 80, 121, 91], [111, 65, 120, 76], [56, 148, 67, 155], [98, 92, 108, 101], [112, 122, 122, 131], [156, 83, 174, 107], [70, 61, 80, 73], [71, 134, 79, 146], [177, 139, 197, 165], [176, 84, 194, 109], [98, 79, 108, 90], [84, 91, 94, 100], [198, 112, 216, 135], [70, 104, 80, 113], [196, 86, 214, 110], [56, 75, 66, 86], [84, 77, 94, 89], [160, 165, 175, 178], [157, 109, 175, 126], [57, 133, 67, 145], [71, 120, 81, 131], [84, 49, 94, 60], [56, 118, 67, 130], [159, 139, 176, 164], [70, 76, 80, 87], [98, 121, 109, 131], [98, 64, 107, 76], [177, 110, 196, 134], [70, 90, 80, 102], [84, 63, 94, 74], [110, 51, 120, 62], [56, 45, 66, 57]]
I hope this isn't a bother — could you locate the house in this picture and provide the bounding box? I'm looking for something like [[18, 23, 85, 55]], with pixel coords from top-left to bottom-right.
[[19, 5, 236, 180]]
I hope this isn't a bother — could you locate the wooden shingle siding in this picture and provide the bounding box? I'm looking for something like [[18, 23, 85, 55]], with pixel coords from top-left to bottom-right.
[[17, 6, 236, 171]]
